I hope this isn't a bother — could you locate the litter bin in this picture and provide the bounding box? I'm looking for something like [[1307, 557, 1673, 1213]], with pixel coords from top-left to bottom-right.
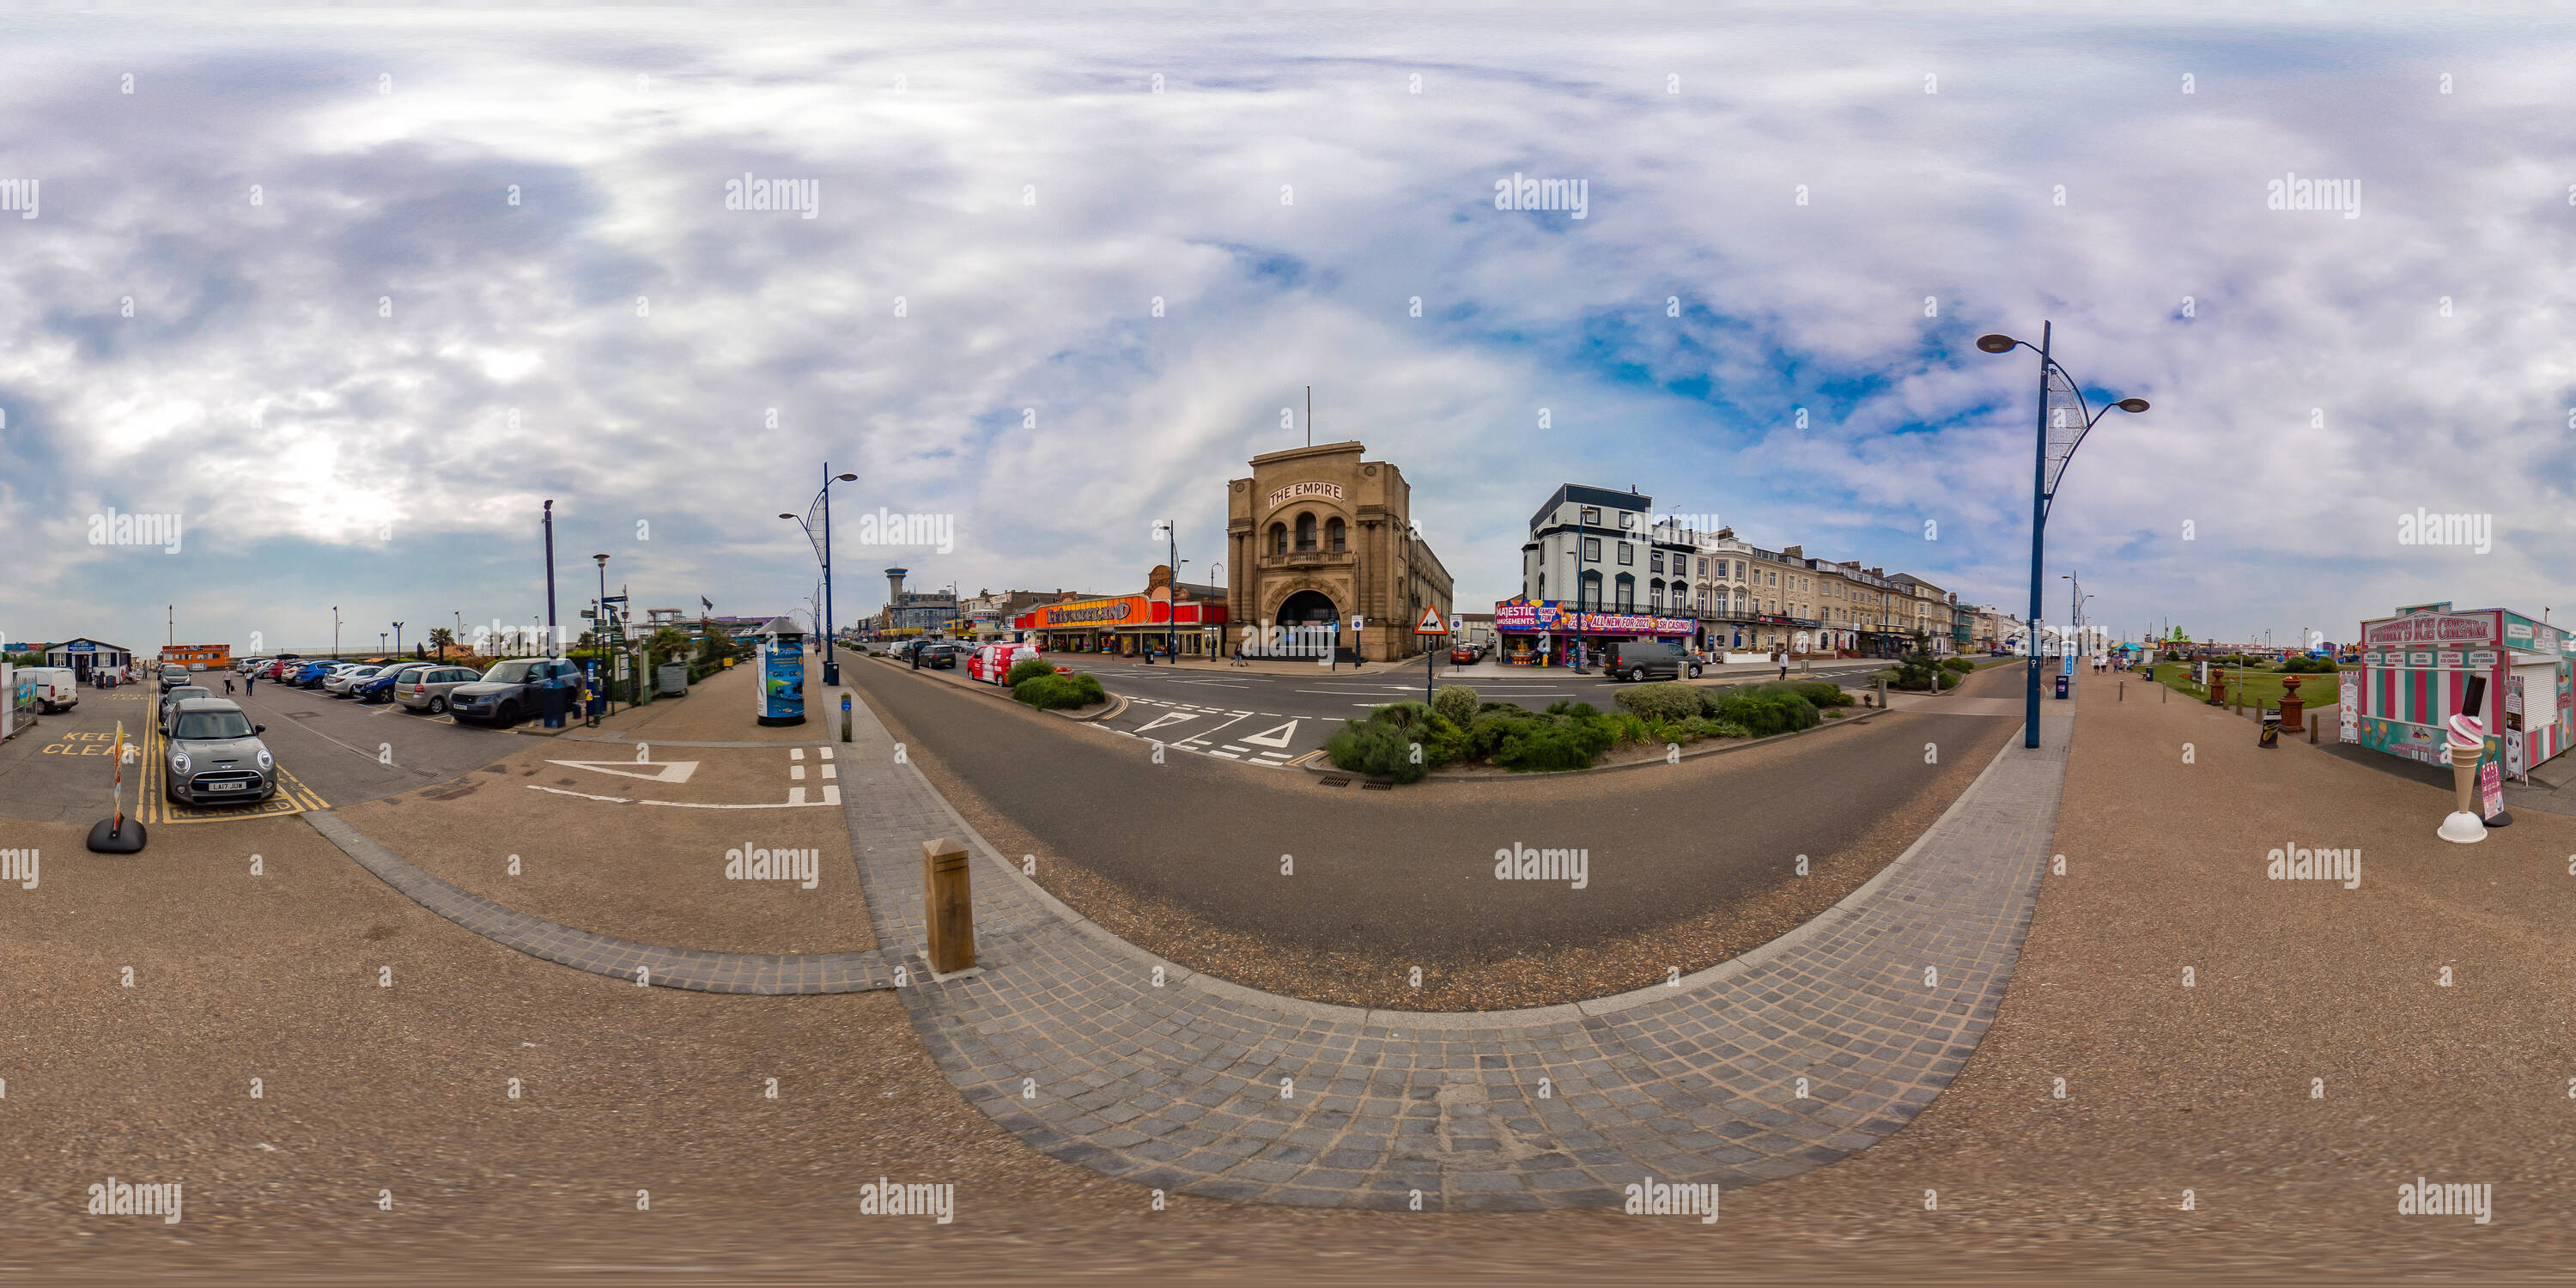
[[2052, 673, 2069, 700]]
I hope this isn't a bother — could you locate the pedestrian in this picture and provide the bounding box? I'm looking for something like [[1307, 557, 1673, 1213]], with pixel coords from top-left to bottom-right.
[[244, 668, 255, 696], [910, 641, 923, 671], [224, 676, 235, 696], [1779, 662, 1789, 682]]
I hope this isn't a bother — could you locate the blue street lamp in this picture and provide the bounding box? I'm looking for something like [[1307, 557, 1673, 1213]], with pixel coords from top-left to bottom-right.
[[1977, 325, 2148, 750], [782, 465, 861, 685]]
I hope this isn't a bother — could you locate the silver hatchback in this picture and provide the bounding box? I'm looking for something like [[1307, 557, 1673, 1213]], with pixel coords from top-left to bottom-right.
[[163, 698, 276, 806], [393, 665, 489, 715]]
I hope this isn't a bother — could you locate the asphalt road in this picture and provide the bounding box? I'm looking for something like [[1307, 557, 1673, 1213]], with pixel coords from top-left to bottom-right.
[[1069, 653, 1904, 768], [846, 649, 2020, 964]]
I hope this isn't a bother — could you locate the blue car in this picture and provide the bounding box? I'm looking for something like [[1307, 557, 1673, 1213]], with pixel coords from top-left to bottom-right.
[[287, 661, 335, 688], [351, 662, 434, 704]]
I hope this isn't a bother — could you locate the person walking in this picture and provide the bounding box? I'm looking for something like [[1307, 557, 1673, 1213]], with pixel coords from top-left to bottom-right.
[[243, 669, 255, 696], [223, 675, 235, 696]]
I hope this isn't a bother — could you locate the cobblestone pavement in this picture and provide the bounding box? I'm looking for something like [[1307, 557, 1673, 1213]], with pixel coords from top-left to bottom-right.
[[304, 809, 897, 994], [841, 683, 2075, 1209]]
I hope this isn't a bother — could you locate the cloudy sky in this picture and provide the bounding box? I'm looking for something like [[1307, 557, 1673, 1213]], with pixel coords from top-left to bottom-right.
[[2, 9, 2571, 656]]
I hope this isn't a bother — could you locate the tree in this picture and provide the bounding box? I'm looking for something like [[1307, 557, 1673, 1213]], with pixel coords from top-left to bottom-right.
[[1895, 630, 1941, 690], [646, 626, 691, 664], [698, 622, 736, 664], [428, 626, 457, 659]]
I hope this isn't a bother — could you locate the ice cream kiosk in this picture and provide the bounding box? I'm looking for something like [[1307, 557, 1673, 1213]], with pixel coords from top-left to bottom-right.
[[2354, 603, 2575, 783]]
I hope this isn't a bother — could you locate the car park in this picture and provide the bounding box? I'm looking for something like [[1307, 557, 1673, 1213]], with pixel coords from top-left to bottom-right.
[[1602, 638, 1701, 682], [447, 657, 582, 727], [393, 665, 489, 715], [966, 641, 1039, 683], [352, 661, 437, 704], [324, 665, 386, 696], [161, 698, 276, 806], [159, 684, 214, 729]]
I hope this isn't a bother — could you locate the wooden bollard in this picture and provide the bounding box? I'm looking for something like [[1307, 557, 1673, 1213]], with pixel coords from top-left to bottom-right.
[[921, 837, 975, 974]]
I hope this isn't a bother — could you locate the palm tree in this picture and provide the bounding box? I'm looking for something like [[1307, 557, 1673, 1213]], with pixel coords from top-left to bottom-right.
[[428, 626, 457, 659]]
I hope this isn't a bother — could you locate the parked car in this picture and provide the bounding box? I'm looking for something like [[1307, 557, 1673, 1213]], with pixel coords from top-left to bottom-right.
[[351, 661, 436, 704], [966, 641, 1039, 684], [1602, 638, 1700, 682], [918, 641, 966, 670], [447, 657, 582, 726], [289, 661, 343, 688], [157, 666, 195, 694], [323, 665, 386, 696], [23, 666, 79, 714], [393, 665, 489, 715], [161, 698, 276, 806], [159, 684, 214, 729]]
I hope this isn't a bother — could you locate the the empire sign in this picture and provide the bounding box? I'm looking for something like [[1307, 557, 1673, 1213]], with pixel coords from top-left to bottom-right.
[[1265, 481, 1345, 510]]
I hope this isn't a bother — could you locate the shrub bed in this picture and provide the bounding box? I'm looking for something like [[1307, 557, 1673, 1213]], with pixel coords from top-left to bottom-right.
[[1004, 657, 1058, 686], [1328, 684, 1765, 778], [1012, 671, 1104, 710]]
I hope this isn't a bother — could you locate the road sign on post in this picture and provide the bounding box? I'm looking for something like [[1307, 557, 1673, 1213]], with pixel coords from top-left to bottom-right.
[[1417, 606, 1448, 706]]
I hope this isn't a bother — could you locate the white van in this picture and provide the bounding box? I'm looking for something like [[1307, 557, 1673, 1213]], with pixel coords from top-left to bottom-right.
[[26, 667, 79, 714]]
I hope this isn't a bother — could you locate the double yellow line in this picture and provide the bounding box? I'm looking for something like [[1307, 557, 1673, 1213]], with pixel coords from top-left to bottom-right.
[[137, 707, 330, 825]]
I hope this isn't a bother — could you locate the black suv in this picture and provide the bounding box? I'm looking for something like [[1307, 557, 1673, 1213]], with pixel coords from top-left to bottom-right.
[[920, 641, 965, 670], [1603, 639, 1700, 682]]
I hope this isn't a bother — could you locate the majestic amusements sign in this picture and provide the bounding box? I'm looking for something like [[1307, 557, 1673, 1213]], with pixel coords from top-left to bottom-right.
[[1266, 481, 1344, 510]]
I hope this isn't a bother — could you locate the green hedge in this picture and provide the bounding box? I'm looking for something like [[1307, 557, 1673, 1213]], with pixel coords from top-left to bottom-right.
[[1005, 657, 1058, 686], [1012, 672, 1104, 710]]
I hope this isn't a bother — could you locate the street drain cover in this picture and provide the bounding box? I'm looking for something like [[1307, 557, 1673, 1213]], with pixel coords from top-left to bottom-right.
[[1319, 775, 1351, 787], [1361, 781, 1391, 791]]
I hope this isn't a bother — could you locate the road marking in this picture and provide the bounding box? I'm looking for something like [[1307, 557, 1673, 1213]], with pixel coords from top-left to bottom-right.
[[545, 758, 702, 783], [1238, 720, 1300, 749], [1205, 750, 1242, 759], [1135, 711, 1199, 734], [526, 784, 841, 809]]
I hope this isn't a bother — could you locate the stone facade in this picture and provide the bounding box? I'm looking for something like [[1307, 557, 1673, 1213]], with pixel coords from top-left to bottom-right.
[[1226, 441, 1451, 662]]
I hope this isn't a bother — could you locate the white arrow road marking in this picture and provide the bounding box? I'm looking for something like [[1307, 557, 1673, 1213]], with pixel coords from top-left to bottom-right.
[[544, 758, 701, 783], [1134, 711, 1200, 734], [527, 784, 836, 808], [1239, 720, 1300, 749]]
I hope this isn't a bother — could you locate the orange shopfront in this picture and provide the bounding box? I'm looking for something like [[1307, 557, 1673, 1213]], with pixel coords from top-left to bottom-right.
[[1015, 594, 1228, 658]]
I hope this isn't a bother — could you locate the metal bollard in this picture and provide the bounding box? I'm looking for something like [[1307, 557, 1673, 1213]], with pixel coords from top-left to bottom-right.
[[2309, 713, 2319, 744], [921, 837, 976, 974], [2118, 679, 2124, 702]]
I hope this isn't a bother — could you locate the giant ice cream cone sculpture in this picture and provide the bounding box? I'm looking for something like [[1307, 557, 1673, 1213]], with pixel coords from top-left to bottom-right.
[[2439, 713, 2487, 844]]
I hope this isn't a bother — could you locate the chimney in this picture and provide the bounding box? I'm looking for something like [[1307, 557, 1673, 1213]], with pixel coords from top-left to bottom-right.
[[885, 567, 908, 603], [1781, 544, 1802, 559]]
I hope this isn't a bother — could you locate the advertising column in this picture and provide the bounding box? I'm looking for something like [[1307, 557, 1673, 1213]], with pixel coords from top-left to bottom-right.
[[756, 635, 807, 726]]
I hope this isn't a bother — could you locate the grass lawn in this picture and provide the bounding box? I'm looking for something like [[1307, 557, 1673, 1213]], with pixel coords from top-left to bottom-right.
[[2146, 661, 2348, 712]]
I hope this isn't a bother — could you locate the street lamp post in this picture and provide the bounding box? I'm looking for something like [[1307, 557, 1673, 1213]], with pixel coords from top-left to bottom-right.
[[593, 553, 611, 720], [1159, 519, 1179, 661], [331, 606, 341, 660], [1978, 324, 2149, 750], [781, 466, 860, 685], [392, 622, 404, 655]]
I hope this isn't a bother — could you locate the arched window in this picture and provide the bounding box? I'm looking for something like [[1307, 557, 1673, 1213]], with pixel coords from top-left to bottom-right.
[[1326, 516, 1346, 552], [1268, 523, 1287, 556], [1294, 513, 1317, 552], [1614, 573, 1635, 612]]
